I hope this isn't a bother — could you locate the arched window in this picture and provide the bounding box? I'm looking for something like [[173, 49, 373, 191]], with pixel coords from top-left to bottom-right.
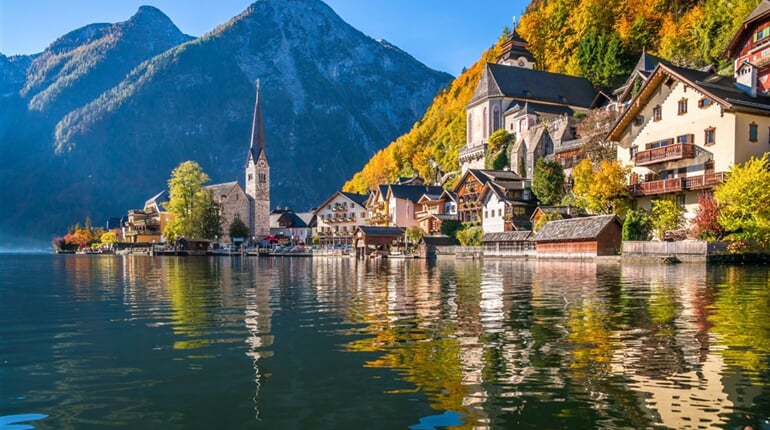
[[468, 113, 473, 142], [493, 106, 501, 131], [483, 107, 488, 138]]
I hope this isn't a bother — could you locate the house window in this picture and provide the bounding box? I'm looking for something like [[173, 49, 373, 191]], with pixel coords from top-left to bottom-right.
[[513, 207, 525, 216], [705, 127, 716, 146], [630, 146, 638, 159], [676, 134, 693, 144], [483, 107, 488, 138], [652, 105, 662, 121], [676, 194, 685, 207], [632, 115, 644, 126], [749, 122, 758, 142], [755, 26, 770, 42], [678, 98, 688, 115], [258, 173, 266, 183], [498, 209, 502, 217], [698, 97, 712, 108]]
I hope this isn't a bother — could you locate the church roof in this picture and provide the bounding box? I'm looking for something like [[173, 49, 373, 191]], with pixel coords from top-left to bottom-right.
[[206, 181, 240, 197], [470, 63, 596, 108], [496, 30, 536, 64], [247, 81, 267, 164]]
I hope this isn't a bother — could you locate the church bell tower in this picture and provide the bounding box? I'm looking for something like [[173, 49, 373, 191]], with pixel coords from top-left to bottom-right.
[[245, 80, 270, 238]]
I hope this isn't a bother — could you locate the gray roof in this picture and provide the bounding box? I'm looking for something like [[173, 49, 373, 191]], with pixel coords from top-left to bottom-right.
[[422, 235, 458, 246], [144, 190, 169, 211], [483, 231, 532, 243], [533, 215, 620, 242], [296, 212, 316, 227], [388, 185, 445, 203], [470, 63, 596, 108], [665, 63, 770, 113], [356, 226, 405, 237], [341, 192, 368, 207], [206, 181, 239, 196]]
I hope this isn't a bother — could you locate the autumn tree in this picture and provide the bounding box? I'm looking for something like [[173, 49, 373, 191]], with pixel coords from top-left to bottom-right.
[[714, 154, 770, 246], [570, 159, 631, 215], [692, 192, 723, 240], [534, 211, 563, 232], [577, 108, 618, 162], [650, 199, 684, 239], [532, 159, 565, 205], [164, 161, 221, 241]]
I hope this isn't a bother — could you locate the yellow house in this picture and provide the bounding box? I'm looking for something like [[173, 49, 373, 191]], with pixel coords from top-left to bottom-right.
[[607, 63, 770, 222]]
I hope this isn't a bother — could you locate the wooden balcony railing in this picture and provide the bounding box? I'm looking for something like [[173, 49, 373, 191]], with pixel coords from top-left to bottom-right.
[[630, 172, 726, 197], [634, 143, 696, 166]]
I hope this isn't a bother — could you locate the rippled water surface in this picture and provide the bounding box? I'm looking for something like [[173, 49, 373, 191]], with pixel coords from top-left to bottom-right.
[[1, 255, 768, 429]]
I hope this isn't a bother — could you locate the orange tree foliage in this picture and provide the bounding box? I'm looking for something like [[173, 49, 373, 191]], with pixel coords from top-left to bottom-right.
[[518, 0, 760, 81], [343, 39, 505, 194]]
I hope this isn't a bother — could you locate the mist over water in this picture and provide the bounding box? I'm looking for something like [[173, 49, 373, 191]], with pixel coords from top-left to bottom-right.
[[1, 255, 768, 429]]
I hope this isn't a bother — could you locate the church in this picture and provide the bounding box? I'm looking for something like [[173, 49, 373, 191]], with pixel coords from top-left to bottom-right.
[[459, 29, 599, 178], [244, 80, 271, 238]]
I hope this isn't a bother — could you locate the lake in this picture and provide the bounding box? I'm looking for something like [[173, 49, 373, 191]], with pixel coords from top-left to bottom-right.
[[1, 254, 768, 429]]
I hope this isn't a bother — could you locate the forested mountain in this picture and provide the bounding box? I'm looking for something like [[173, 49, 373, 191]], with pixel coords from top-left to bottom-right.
[[344, 0, 760, 194], [0, 0, 452, 246]]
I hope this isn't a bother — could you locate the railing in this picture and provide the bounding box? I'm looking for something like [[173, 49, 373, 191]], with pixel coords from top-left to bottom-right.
[[631, 178, 683, 196], [630, 172, 726, 196], [683, 172, 725, 190], [634, 143, 695, 166]]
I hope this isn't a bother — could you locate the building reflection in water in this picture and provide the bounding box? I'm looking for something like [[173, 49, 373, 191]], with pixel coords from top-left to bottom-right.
[[243, 258, 274, 420]]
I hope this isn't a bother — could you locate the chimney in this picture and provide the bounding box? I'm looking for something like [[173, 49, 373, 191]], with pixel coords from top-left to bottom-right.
[[736, 61, 758, 97]]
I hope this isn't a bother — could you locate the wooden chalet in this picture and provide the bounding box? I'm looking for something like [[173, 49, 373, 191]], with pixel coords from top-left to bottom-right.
[[353, 226, 406, 258], [532, 215, 622, 257]]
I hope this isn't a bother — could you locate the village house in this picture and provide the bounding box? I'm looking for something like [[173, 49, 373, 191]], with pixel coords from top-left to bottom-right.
[[415, 189, 458, 236], [123, 190, 174, 244], [384, 184, 445, 229], [454, 169, 536, 231], [314, 191, 368, 245], [269, 208, 314, 245]]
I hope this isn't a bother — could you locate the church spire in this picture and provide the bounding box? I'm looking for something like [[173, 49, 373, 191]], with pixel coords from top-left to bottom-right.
[[248, 79, 265, 163]]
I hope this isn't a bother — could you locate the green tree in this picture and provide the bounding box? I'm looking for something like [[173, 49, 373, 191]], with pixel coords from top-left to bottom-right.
[[191, 189, 222, 241], [164, 160, 221, 240], [621, 209, 651, 241], [456, 226, 483, 246], [228, 216, 250, 242], [440, 220, 462, 240], [485, 130, 514, 170], [714, 154, 770, 246], [650, 199, 684, 239], [532, 159, 565, 205]]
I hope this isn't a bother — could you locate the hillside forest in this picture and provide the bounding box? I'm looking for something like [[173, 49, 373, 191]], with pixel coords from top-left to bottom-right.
[[343, 0, 761, 194]]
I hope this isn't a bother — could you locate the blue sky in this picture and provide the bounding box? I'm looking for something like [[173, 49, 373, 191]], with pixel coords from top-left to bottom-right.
[[0, 0, 527, 76]]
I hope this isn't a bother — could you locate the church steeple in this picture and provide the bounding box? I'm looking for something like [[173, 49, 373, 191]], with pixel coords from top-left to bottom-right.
[[248, 79, 266, 165], [245, 79, 270, 238]]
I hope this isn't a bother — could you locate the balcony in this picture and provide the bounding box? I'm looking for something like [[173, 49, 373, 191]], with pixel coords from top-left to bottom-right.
[[634, 143, 696, 166], [630, 172, 726, 197]]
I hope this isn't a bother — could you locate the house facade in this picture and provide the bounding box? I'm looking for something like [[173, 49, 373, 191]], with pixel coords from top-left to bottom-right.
[[415, 190, 458, 236], [454, 169, 534, 229], [314, 191, 368, 244], [123, 191, 174, 244], [386, 184, 445, 229], [607, 63, 770, 222]]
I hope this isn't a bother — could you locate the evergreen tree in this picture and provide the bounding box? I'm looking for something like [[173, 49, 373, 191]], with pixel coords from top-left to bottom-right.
[[532, 159, 565, 205]]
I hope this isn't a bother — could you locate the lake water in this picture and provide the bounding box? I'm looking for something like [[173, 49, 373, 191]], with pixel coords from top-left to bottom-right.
[[1, 254, 768, 429]]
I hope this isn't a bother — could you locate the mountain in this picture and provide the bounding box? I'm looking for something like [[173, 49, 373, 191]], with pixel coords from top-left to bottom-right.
[[0, 0, 452, 246]]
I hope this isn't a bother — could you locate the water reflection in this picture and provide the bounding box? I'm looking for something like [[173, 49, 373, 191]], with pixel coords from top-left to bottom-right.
[[1, 255, 768, 429]]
